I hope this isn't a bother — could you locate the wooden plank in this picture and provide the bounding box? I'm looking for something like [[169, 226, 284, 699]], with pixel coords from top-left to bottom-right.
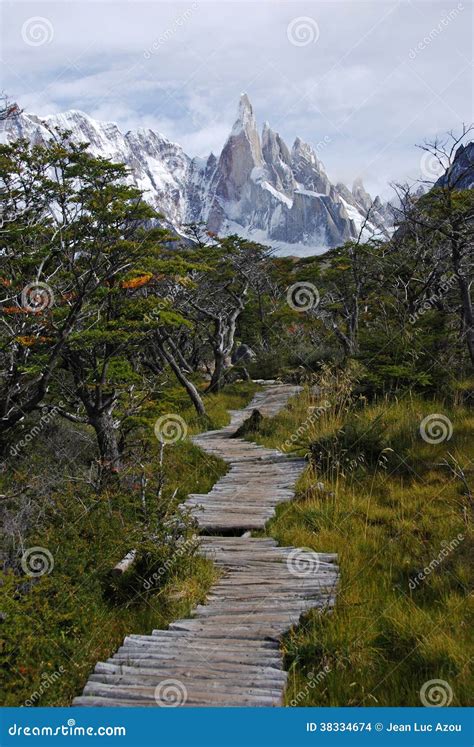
[[74, 384, 339, 708]]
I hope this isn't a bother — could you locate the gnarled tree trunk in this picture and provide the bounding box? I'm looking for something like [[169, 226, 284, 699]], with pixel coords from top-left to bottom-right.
[[91, 410, 121, 473], [156, 336, 207, 416]]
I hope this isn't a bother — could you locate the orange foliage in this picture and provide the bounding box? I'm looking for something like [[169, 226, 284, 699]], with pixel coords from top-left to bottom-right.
[[2, 306, 28, 314], [121, 273, 153, 289], [15, 336, 49, 346]]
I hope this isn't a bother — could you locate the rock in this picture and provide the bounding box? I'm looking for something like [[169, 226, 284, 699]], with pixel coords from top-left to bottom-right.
[[436, 142, 474, 190], [231, 409, 263, 438], [2, 96, 392, 254], [231, 344, 256, 364]]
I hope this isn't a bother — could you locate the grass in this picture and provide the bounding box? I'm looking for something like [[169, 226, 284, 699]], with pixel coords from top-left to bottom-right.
[[4, 373, 470, 707], [0, 380, 258, 706], [250, 382, 473, 706]]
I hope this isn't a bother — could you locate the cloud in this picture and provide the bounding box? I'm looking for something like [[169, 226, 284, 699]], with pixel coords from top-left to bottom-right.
[[1, 0, 472, 197]]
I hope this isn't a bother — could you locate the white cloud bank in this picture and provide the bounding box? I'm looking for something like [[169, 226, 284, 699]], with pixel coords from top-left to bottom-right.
[[1, 0, 472, 197]]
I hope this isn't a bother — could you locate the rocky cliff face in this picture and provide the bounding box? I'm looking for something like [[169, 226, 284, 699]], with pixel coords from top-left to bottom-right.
[[436, 142, 474, 191], [1, 94, 391, 254], [1, 109, 191, 231]]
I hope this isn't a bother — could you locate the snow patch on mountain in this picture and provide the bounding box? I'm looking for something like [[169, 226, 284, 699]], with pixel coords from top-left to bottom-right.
[[2, 95, 391, 255]]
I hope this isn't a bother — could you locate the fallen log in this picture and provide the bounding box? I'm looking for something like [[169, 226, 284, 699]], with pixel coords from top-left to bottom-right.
[[111, 549, 137, 576]]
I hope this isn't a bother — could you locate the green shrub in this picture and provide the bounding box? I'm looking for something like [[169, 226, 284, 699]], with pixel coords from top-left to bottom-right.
[[309, 414, 397, 477]]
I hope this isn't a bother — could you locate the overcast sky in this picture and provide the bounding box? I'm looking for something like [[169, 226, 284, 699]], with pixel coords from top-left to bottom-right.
[[1, 0, 472, 197]]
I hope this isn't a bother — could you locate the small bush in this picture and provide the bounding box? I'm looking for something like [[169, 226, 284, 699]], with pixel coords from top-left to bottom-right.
[[309, 415, 396, 477]]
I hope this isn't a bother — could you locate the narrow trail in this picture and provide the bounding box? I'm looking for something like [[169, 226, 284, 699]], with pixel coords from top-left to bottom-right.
[[74, 384, 339, 707]]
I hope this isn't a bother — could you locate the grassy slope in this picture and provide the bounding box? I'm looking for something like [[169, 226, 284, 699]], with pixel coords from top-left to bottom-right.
[[250, 386, 473, 706], [0, 381, 258, 706]]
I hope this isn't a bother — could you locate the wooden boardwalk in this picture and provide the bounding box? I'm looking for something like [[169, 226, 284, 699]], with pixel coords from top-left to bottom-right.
[[73, 384, 339, 707], [185, 385, 308, 533]]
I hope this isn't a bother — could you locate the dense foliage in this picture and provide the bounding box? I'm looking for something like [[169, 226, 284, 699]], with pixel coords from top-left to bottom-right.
[[0, 128, 472, 706]]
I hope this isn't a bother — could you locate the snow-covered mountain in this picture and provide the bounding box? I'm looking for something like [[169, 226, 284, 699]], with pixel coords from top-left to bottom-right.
[[2, 94, 390, 255]]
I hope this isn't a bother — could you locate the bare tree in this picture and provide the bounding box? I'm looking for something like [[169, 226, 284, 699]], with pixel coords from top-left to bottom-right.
[[181, 237, 271, 392], [391, 126, 474, 365], [316, 204, 385, 357]]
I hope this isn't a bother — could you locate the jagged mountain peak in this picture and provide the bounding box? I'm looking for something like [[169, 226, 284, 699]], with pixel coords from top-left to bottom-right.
[[352, 177, 373, 212], [2, 96, 391, 255], [260, 125, 294, 196], [213, 95, 264, 203], [436, 141, 474, 190], [231, 93, 257, 136], [291, 136, 317, 157], [261, 122, 287, 150]]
